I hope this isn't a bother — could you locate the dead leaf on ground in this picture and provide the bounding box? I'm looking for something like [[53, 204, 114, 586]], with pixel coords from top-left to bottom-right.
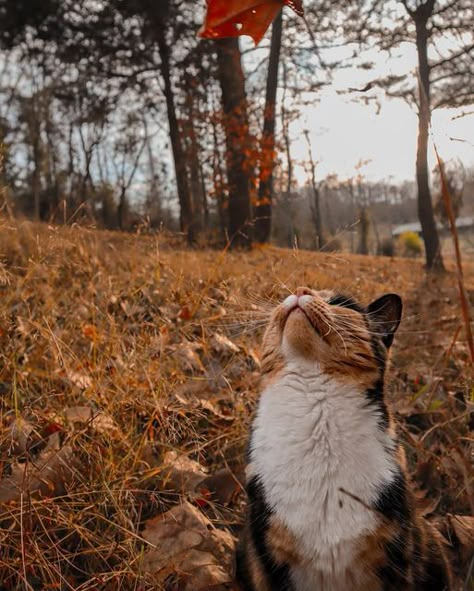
[[141, 501, 235, 591], [446, 514, 474, 563], [0, 445, 81, 504], [65, 370, 92, 390], [197, 469, 241, 506], [211, 333, 240, 356], [160, 451, 207, 494], [1, 416, 38, 457], [58, 406, 122, 437], [174, 342, 205, 373]]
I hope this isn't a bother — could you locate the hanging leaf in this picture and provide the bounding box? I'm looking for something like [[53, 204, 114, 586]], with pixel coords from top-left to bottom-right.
[[198, 0, 304, 46]]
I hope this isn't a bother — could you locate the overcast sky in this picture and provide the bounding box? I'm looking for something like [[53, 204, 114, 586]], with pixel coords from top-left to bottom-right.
[[243, 32, 474, 186]]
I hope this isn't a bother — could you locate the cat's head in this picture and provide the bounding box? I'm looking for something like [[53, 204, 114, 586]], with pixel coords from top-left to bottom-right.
[[261, 288, 402, 387]]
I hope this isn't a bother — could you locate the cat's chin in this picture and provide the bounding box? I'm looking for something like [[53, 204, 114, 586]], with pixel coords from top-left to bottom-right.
[[282, 308, 322, 360]]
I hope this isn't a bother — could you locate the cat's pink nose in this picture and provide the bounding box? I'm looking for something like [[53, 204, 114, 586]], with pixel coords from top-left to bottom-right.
[[295, 287, 312, 297]]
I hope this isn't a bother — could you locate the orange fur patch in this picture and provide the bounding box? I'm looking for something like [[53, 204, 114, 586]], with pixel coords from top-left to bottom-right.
[[266, 517, 301, 566], [245, 535, 270, 591], [261, 288, 381, 392]]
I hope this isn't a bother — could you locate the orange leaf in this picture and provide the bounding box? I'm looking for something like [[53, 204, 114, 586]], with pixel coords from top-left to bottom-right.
[[82, 324, 99, 341], [198, 0, 304, 46]]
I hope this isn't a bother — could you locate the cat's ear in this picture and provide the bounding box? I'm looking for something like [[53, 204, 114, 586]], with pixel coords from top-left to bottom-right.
[[366, 294, 403, 348]]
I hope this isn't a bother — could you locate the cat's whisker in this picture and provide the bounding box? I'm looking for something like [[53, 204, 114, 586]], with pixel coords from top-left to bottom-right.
[[322, 316, 348, 354]]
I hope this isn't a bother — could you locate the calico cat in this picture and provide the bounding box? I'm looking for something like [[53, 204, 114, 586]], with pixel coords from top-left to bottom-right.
[[236, 287, 452, 591]]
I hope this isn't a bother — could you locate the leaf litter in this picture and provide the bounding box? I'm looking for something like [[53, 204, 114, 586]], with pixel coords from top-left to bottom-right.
[[0, 221, 472, 589]]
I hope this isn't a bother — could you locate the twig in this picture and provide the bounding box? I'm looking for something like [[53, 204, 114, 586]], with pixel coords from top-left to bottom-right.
[[433, 143, 474, 364], [419, 410, 472, 443]]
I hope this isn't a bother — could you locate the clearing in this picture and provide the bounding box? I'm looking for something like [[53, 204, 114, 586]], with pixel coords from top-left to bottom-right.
[[0, 221, 472, 590]]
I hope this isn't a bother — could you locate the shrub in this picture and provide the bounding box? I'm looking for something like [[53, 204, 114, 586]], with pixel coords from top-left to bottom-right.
[[399, 231, 423, 257]]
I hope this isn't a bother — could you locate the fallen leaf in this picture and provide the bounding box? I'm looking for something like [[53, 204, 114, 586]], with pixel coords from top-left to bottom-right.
[[447, 514, 474, 563], [66, 370, 92, 390], [0, 445, 81, 504], [2, 416, 37, 457], [59, 406, 121, 437], [198, 469, 241, 506], [212, 333, 240, 356], [82, 324, 99, 342], [174, 342, 205, 373], [160, 451, 207, 494], [141, 501, 235, 590]]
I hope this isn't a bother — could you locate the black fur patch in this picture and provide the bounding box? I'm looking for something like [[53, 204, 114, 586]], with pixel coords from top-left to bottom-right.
[[374, 469, 409, 522], [328, 293, 364, 313], [378, 533, 410, 589], [244, 475, 294, 591], [235, 540, 256, 591], [365, 377, 390, 430], [375, 471, 413, 588]]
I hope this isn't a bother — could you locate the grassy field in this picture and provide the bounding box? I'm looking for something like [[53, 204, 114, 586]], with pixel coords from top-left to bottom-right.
[[0, 220, 473, 590]]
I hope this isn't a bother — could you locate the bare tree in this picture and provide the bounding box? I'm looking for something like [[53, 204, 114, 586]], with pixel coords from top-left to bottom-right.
[[303, 129, 325, 249], [215, 38, 253, 248], [112, 113, 148, 229], [255, 10, 283, 244], [345, 0, 474, 269]]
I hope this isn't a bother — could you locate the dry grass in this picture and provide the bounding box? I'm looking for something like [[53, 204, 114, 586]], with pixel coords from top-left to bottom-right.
[[0, 219, 472, 590]]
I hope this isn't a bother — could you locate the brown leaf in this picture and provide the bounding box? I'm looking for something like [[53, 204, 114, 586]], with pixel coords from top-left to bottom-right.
[[212, 333, 240, 356], [160, 451, 207, 494], [197, 469, 241, 506], [175, 342, 205, 373], [447, 514, 474, 563], [141, 501, 235, 591], [2, 416, 38, 457], [0, 445, 81, 504], [65, 369, 92, 390], [60, 406, 121, 437]]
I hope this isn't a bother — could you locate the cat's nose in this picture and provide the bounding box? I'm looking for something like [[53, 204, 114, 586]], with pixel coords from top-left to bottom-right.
[[295, 287, 312, 297]]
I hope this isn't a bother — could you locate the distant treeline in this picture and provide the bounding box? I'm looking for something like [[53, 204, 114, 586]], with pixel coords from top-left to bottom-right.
[[0, 1, 472, 268]]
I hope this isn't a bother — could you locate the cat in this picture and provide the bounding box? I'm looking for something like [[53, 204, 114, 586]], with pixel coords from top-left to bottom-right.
[[236, 287, 452, 591]]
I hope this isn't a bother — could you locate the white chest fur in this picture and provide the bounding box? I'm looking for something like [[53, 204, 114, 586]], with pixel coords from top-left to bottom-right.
[[249, 362, 397, 586]]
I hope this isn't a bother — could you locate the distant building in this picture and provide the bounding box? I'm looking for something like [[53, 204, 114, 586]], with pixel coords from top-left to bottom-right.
[[392, 216, 474, 237]]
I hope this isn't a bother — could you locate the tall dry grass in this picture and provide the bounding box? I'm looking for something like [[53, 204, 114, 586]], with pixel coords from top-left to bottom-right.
[[0, 220, 472, 589]]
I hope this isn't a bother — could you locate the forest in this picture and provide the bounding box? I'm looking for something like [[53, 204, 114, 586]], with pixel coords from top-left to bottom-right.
[[0, 0, 473, 266], [0, 1, 473, 590]]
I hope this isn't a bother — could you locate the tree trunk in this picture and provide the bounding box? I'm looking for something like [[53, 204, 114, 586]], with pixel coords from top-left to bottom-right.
[[415, 11, 443, 270], [156, 27, 194, 243], [304, 130, 324, 249], [117, 188, 126, 230], [255, 10, 283, 244], [357, 205, 369, 255], [187, 111, 204, 235], [210, 106, 227, 242], [145, 129, 161, 222], [32, 133, 41, 221], [198, 159, 209, 230], [216, 38, 252, 248], [281, 74, 295, 249]]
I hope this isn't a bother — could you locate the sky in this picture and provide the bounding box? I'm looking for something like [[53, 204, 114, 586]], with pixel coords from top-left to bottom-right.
[[291, 90, 474, 185], [242, 32, 474, 186]]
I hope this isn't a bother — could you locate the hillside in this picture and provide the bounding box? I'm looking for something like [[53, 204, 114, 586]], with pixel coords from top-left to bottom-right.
[[0, 221, 473, 590]]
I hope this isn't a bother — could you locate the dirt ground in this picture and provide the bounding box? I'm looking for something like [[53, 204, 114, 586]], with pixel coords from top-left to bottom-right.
[[0, 221, 472, 590]]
